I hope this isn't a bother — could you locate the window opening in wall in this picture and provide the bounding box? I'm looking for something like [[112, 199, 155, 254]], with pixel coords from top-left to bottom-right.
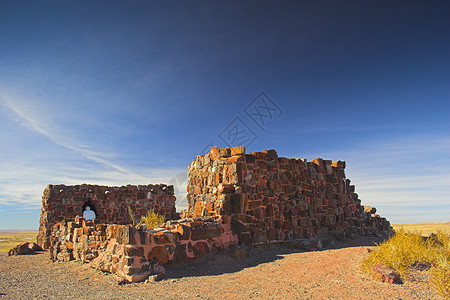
[[82, 202, 97, 221]]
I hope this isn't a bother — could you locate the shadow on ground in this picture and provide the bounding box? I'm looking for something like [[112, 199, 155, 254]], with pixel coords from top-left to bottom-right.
[[165, 235, 389, 279], [2, 235, 389, 280]]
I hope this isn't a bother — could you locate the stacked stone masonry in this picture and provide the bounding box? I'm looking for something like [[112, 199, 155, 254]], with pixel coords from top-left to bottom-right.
[[39, 146, 391, 282], [183, 146, 390, 244], [38, 184, 177, 249], [48, 216, 237, 282]]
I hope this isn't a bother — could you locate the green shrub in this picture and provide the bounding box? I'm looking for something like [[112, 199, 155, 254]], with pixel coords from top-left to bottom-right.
[[137, 210, 166, 229], [361, 229, 450, 298]]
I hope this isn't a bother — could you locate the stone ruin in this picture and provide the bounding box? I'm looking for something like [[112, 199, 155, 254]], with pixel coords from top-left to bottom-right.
[[37, 146, 391, 282], [37, 184, 177, 249], [182, 146, 389, 242]]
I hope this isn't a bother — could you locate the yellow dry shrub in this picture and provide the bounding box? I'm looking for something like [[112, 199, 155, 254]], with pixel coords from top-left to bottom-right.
[[137, 210, 166, 229], [127, 205, 136, 226], [429, 258, 450, 299], [361, 229, 450, 298], [361, 229, 428, 276]]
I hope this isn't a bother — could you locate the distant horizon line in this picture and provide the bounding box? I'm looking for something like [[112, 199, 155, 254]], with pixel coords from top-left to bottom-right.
[[1, 221, 449, 232]]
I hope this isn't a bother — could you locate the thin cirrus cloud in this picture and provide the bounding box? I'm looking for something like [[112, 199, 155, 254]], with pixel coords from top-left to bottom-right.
[[298, 134, 450, 224], [0, 91, 448, 226], [0, 93, 131, 175], [0, 93, 186, 216]]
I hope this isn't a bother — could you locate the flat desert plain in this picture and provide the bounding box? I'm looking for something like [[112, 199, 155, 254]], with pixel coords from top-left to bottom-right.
[[392, 222, 450, 236]]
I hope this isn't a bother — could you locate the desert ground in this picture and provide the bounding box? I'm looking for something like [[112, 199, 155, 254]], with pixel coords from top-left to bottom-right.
[[0, 231, 37, 253], [392, 222, 450, 236], [1, 224, 447, 299]]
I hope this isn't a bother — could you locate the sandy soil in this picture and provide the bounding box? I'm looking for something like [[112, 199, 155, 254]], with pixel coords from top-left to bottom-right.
[[0, 236, 438, 299]]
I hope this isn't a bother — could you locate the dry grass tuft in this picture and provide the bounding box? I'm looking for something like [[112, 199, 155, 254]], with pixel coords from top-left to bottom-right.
[[137, 210, 166, 229], [361, 229, 450, 298], [430, 256, 450, 299]]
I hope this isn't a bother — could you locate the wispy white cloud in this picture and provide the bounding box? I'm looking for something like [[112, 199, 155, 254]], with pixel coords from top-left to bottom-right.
[[1, 90, 448, 226], [0, 93, 136, 175], [357, 138, 446, 222], [0, 157, 186, 205], [293, 123, 415, 134], [0, 91, 187, 220], [287, 134, 450, 223]]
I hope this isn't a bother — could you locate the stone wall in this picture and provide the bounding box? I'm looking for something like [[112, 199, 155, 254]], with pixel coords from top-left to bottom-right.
[[37, 145, 392, 283], [48, 216, 237, 282], [183, 146, 390, 244], [38, 184, 177, 249]]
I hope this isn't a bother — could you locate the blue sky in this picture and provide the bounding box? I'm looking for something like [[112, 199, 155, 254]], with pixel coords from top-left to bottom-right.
[[0, 1, 449, 230]]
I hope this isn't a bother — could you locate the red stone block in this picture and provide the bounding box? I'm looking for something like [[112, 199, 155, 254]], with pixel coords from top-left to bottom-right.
[[148, 246, 169, 265], [364, 206, 377, 214], [253, 151, 268, 160], [247, 200, 263, 210], [256, 160, 269, 170], [283, 220, 292, 230], [214, 173, 221, 185], [267, 180, 276, 190], [218, 183, 235, 194], [227, 155, 245, 164], [125, 245, 144, 257], [245, 154, 255, 163], [263, 149, 278, 160], [153, 232, 170, 244], [209, 146, 221, 160], [238, 232, 251, 245], [171, 243, 186, 264], [206, 224, 222, 238], [332, 160, 346, 169], [371, 264, 401, 284], [306, 227, 316, 239], [295, 228, 304, 239], [177, 224, 191, 240], [205, 202, 215, 213], [28, 242, 44, 251], [192, 241, 209, 258], [8, 242, 33, 256], [230, 146, 246, 156], [191, 224, 208, 241], [193, 202, 203, 216], [220, 147, 231, 157], [311, 158, 326, 173]]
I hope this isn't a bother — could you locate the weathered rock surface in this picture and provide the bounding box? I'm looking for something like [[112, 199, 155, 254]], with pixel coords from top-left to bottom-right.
[[48, 216, 237, 282], [183, 146, 391, 243], [8, 242, 43, 256], [38, 184, 177, 249], [372, 263, 402, 284]]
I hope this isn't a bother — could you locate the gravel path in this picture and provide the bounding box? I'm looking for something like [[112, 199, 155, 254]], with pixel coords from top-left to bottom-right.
[[0, 237, 438, 299]]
